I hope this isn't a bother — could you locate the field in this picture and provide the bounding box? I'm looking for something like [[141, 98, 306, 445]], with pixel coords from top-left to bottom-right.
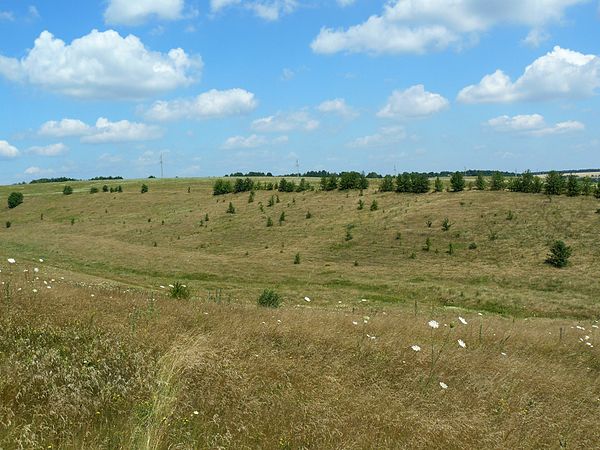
[[1, 178, 600, 449]]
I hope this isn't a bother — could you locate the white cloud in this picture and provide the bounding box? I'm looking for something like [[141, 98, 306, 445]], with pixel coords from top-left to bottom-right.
[[0, 30, 200, 99], [28, 6, 40, 19], [317, 98, 358, 118], [458, 46, 600, 103], [252, 111, 319, 132], [337, 0, 356, 6], [281, 68, 295, 81], [0, 11, 14, 21], [144, 88, 257, 121], [0, 140, 19, 158], [105, 0, 184, 25], [222, 134, 288, 149], [348, 126, 407, 148], [522, 28, 550, 48], [378, 85, 449, 119], [24, 166, 54, 175], [210, 0, 298, 21], [311, 0, 586, 55], [486, 114, 585, 136], [81, 118, 162, 144], [28, 143, 68, 156], [39, 119, 91, 137], [39, 117, 162, 144]]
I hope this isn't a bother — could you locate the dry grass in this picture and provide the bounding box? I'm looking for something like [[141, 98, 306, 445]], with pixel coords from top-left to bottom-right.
[[1, 178, 600, 448]]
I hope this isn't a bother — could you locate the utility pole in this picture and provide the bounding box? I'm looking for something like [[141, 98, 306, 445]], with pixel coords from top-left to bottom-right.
[[295, 159, 300, 178], [160, 153, 164, 179]]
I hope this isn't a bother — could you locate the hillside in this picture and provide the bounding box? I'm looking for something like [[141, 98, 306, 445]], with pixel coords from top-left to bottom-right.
[[1, 178, 599, 449]]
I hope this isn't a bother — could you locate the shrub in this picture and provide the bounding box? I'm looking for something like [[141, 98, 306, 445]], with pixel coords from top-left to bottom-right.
[[320, 175, 338, 191], [581, 177, 593, 196], [490, 172, 505, 191], [7, 192, 24, 209], [447, 243, 454, 255], [357, 199, 364, 210], [423, 237, 431, 251], [90, 187, 99, 194], [546, 240, 571, 268], [379, 175, 395, 192], [257, 289, 282, 308], [544, 171, 564, 195], [469, 242, 478, 250], [5, 221, 11, 229], [339, 171, 369, 191], [450, 172, 465, 192], [226, 202, 236, 214], [63, 185, 73, 195], [595, 181, 600, 199], [441, 218, 452, 231], [370, 200, 379, 211], [141, 184, 149, 194], [566, 175, 581, 197], [266, 217, 273, 227], [278, 178, 296, 192], [268, 196, 275, 207], [294, 253, 301, 264], [170, 282, 190, 299], [434, 177, 444, 192], [248, 191, 255, 203], [279, 211, 286, 224], [102, 185, 109, 192], [306, 211, 312, 219], [213, 179, 233, 195]]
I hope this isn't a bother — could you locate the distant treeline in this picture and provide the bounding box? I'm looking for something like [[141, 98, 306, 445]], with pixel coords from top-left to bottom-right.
[[226, 170, 520, 178], [531, 168, 600, 175], [29, 176, 123, 184]]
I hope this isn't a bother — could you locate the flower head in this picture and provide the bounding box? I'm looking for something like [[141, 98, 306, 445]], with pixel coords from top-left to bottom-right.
[[439, 382, 448, 389], [458, 339, 466, 348], [7, 258, 15, 264], [428, 320, 439, 329], [458, 316, 468, 325], [304, 296, 311, 302], [411, 345, 421, 352]]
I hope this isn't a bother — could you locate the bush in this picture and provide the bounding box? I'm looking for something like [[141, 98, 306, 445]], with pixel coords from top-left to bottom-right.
[[490, 172, 505, 191], [170, 282, 190, 299], [544, 171, 564, 195], [546, 240, 572, 268], [379, 175, 395, 192], [370, 200, 379, 211], [257, 289, 282, 308], [7, 192, 23, 209], [469, 242, 478, 250], [475, 174, 486, 190], [422, 237, 431, 252], [566, 175, 581, 197], [595, 181, 600, 199], [90, 187, 99, 194], [434, 177, 444, 192], [5, 221, 11, 229], [357, 199, 364, 210], [213, 179, 233, 195], [450, 172, 465, 192], [306, 211, 312, 219], [294, 253, 301, 264], [441, 217, 452, 231], [279, 211, 285, 224], [141, 184, 149, 194], [102, 185, 109, 192], [226, 202, 236, 214], [63, 185, 73, 195]]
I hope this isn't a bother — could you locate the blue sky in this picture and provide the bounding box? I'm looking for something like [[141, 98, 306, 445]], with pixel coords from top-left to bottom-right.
[[0, 0, 599, 183]]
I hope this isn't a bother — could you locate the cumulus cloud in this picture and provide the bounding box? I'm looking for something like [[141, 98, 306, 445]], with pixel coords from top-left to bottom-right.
[[458, 46, 600, 103], [105, 0, 184, 25], [28, 143, 68, 156], [252, 111, 319, 132], [317, 98, 358, 118], [0, 11, 14, 21], [39, 119, 90, 137], [486, 114, 585, 136], [0, 140, 19, 158], [0, 30, 200, 99], [311, 0, 585, 55], [24, 166, 54, 175], [144, 89, 257, 121], [222, 134, 288, 149], [378, 85, 449, 119], [210, 0, 298, 21], [38, 118, 162, 144], [347, 126, 407, 148]]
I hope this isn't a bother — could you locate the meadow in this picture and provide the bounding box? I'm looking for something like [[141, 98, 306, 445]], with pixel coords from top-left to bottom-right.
[[1, 177, 599, 449]]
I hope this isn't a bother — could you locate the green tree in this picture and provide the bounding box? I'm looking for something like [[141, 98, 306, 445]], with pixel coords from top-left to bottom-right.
[[370, 200, 379, 211], [475, 173, 486, 190], [213, 179, 233, 195], [581, 177, 593, 196], [450, 172, 465, 192], [544, 171, 565, 195], [102, 185, 109, 192], [7, 192, 24, 209], [434, 177, 444, 192], [257, 289, 282, 308], [566, 175, 581, 197], [63, 185, 73, 195], [546, 240, 572, 268], [226, 202, 236, 214], [90, 187, 99, 194], [490, 172, 505, 191], [379, 175, 395, 192], [140, 184, 148, 194], [595, 180, 600, 199]]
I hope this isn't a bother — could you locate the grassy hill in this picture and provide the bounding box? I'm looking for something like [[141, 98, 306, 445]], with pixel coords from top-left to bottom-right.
[[1, 178, 599, 448]]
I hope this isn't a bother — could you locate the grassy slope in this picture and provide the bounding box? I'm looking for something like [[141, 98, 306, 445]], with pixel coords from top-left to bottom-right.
[[1, 178, 599, 449]]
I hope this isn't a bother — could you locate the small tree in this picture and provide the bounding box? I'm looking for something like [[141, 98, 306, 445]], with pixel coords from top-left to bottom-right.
[[423, 237, 431, 252], [7, 192, 24, 209], [370, 200, 379, 211], [141, 184, 149, 194], [170, 282, 190, 299], [544, 171, 565, 195], [546, 240, 572, 268], [294, 253, 301, 264], [279, 211, 286, 225], [226, 202, 236, 214], [63, 185, 73, 195], [257, 289, 282, 308], [357, 199, 364, 210], [475, 174, 486, 191], [450, 172, 465, 192], [595, 180, 600, 199], [441, 217, 452, 231], [490, 172, 505, 191], [434, 177, 444, 193], [102, 185, 109, 192], [266, 217, 273, 227], [379, 175, 395, 192], [90, 187, 99, 194], [117, 185, 123, 193], [566, 175, 581, 197]]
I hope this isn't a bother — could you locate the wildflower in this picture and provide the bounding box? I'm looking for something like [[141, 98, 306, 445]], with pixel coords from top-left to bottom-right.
[[352, 321, 358, 325], [411, 345, 421, 352], [33, 267, 39, 273], [458, 339, 466, 348], [33, 289, 38, 293], [367, 334, 376, 340], [458, 316, 468, 325], [501, 352, 507, 356], [428, 320, 439, 329], [159, 285, 165, 289], [361, 299, 368, 302], [193, 411, 199, 415], [7, 258, 15, 264], [439, 382, 448, 389], [576, 325, 585, 330], [39, 258, 44, 263], [304, 296, 311, 302]]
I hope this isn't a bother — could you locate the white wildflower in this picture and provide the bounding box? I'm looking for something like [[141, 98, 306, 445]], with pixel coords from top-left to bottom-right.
[[439, 382, 448, 389], [7, 258, 15, 264], [428, 320, 439, 329], [411, 345, 421, 352], [458, 339, 466, 348], [304, 296, 311, 302], [458, 316, 468, 325]]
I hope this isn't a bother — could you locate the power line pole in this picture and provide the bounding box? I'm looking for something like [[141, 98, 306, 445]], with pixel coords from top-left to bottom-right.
[[295, 159, 300, 178], [160, 153, 164, 179]]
